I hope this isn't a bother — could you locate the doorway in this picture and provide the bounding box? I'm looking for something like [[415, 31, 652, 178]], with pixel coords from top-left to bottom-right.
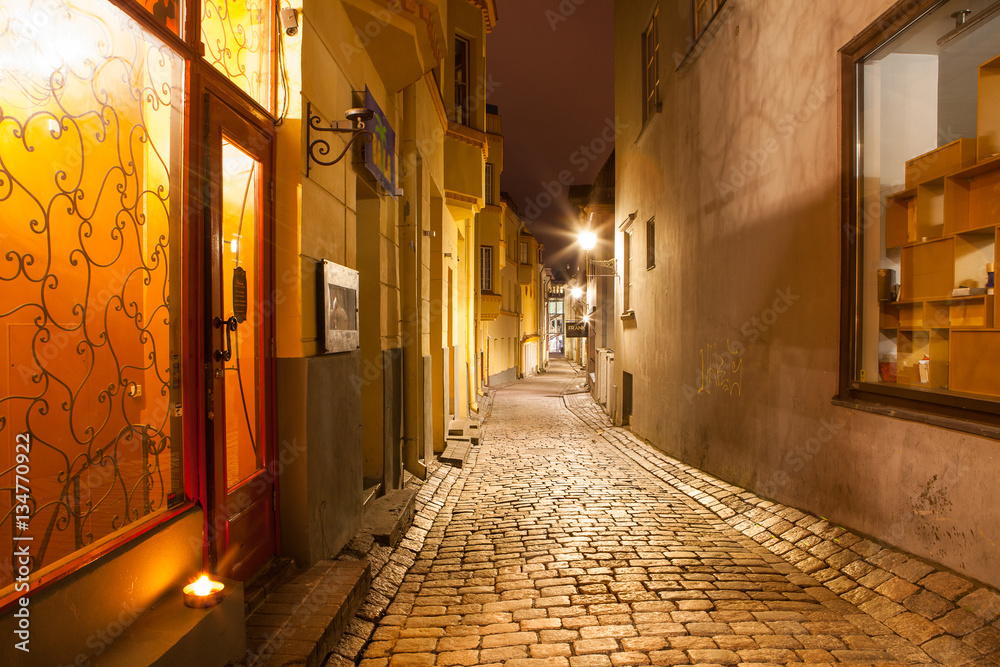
[[203, 91, 276, 581]]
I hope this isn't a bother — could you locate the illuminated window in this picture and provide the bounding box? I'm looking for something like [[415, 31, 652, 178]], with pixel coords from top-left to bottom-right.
[[642, 7, 659, 121], [140, 0, 184, 36], [0, 0, 185, 595], [520, 241, 528, 265], [844, 0, 1000, 424], [202, 0, 273, 111]]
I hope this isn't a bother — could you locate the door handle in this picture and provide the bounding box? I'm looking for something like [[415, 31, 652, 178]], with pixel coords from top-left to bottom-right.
[[214, 316, 238, 362]]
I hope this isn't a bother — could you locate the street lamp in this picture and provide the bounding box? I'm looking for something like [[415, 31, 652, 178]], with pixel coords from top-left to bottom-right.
[[579, 230, 597, 251], [571, 286, 583, 299]]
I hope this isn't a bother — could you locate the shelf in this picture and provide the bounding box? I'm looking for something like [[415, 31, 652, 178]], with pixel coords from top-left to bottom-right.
[[873, 52, 1000, 397], [905, 138, 977, 188], [978, 54, 1000, 161]]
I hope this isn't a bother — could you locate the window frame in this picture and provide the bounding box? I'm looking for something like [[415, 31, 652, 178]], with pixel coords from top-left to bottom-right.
[[520, 241, 528, 265], [485, 162, 494, 204], [641, 6, 660, 122], [646, 217, 656, 270], [454, 35, 471, 125], [623, 229, 633, 313], [481, 246, 494, 292], [837, 0, 1000, 436], [693, 0, 727, 41]]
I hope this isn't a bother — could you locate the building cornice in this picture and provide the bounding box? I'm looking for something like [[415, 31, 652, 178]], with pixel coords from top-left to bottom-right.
[[447, 121, 489, 159], [467, 0, 498, 32]]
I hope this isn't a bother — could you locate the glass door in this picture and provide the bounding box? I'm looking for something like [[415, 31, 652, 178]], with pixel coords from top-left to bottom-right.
[[204, 91, 275, 581]]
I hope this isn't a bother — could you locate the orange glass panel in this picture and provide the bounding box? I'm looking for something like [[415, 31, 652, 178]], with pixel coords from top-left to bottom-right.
[[202, 0, 273, 111], [221, 138, 261, 490], [0, 0, 184, 593], [139, 0, 184, 36]]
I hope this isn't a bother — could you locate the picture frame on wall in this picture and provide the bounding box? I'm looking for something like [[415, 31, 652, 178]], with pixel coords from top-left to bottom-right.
[[320, 260, 359, 353]]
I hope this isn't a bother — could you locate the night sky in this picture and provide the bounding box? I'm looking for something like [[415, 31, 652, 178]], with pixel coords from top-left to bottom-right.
[[486, 0, 614, 279]]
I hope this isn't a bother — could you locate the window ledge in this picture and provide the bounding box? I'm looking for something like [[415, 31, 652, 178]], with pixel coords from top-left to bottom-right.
[[620, 310, 635, 320], [832, 396, 1000, 440], [636, 104, 662, 143]]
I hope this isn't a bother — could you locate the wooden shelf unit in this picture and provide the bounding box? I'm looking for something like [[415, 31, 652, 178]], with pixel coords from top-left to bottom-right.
[[877, 54, 1000, 396]]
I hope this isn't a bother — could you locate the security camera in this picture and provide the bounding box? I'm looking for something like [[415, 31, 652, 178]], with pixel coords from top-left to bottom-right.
[[279, 7, 298, 36]]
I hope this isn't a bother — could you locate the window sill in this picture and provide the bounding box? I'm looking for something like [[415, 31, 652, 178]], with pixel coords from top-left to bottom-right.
[[636, 104, 662, 143], [833, 392, 1000, 440]]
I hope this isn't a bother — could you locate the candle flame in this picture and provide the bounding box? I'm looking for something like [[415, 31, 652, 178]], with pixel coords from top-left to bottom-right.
[[192, 575, 213, 596]]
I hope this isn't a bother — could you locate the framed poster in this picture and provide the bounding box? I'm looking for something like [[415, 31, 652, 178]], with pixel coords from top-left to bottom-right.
[[321, 260, 359, 353]]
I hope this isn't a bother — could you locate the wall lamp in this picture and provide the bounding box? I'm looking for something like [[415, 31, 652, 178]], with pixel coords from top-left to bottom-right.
[[306, 102, 373, 176]]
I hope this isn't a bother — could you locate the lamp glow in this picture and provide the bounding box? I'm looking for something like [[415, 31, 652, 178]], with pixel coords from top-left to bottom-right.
[[579, 231, 597, 251], [183, 575, 225, 608], [571, 287, 583, 299]]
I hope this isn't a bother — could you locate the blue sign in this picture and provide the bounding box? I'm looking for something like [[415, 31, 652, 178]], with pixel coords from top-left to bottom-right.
[[364, 86, 396, 198]]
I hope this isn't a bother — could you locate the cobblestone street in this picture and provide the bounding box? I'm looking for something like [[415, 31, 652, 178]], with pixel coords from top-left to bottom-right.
[[352, 361, 992, 667]]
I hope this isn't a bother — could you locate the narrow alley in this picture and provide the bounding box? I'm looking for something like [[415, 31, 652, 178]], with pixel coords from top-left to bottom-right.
[[353, 361, 960, 667]]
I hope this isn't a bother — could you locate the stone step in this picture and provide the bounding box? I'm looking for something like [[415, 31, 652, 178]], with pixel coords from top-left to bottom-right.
[[243, 557, 299, 618], [440, 439, 472, 467], [366, 488, 417, 547], [244, 559, 370, 667]]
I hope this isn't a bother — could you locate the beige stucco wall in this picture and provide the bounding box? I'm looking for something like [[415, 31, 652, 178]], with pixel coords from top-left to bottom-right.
[[614, 0, 1000, 588]]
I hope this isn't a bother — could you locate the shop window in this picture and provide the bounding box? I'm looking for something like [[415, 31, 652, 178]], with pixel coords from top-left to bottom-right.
[[843, 0, 1000, 425], [202, 0, 273, 111], [0, 0, 185, 596], [454, 35, 470, 125], [642, 7, 659, 122]]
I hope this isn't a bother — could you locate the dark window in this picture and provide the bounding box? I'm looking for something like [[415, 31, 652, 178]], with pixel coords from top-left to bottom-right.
[[623, 229, 632, 312], [454, 36, 470, 125], [646, 217, 655, 270], [485, 163, 494, 204], [520, 241, 528, 264], [642, 8, 659, 121]]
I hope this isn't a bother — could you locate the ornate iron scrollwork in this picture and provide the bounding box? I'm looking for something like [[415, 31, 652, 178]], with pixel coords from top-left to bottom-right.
[[305, 102, 372, 176], [0, 0, 179, 586]]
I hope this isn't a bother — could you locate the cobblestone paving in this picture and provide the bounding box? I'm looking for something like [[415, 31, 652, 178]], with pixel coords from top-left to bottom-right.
[[359, 362, 941, 666]]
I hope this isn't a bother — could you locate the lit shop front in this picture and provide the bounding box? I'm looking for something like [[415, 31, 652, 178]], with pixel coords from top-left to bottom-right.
[[1, 0, 276, 661], [843, 0, 1000, 429]]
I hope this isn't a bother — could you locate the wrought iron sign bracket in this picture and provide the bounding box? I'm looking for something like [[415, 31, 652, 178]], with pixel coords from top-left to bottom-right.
[[306, 101, 373, 176]]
